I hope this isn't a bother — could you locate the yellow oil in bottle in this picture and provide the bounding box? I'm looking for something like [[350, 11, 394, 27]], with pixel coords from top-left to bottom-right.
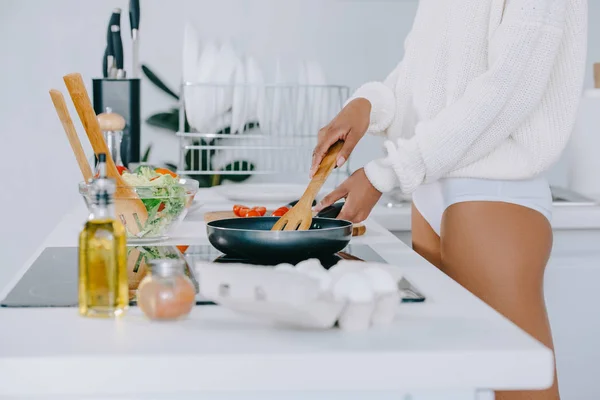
[[79, 219, 128, 317], [78, 153, 128, 318]]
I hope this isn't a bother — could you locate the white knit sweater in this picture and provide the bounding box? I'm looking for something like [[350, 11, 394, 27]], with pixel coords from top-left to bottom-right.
[[354, 0, 587, 194]]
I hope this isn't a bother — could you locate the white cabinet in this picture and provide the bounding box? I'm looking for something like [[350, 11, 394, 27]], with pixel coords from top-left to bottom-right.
[[545, 251, 600, 400]]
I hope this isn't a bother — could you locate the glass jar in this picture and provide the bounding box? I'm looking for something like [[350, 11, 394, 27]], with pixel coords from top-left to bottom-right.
[[78, 154, 128, 318], [137, 259, 196, 320]]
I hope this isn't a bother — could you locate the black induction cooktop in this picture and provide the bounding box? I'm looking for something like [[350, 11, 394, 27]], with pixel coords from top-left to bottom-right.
[[1, 244, 415, 308]]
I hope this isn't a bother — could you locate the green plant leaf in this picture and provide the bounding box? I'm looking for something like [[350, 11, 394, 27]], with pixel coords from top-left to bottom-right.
[[185, 139, 210, 172], [185, 174, 213, 188], [146, 108, 190, 133], [220, 161, 254, 183], [141, 145, 152, 163], [146, 111, 178, 132], [211, 174, 222, 186], [215, 126, 232, 135], [141, 64, 179, 100], [163, 162, 178, 172], [242, 121, 260, 132]]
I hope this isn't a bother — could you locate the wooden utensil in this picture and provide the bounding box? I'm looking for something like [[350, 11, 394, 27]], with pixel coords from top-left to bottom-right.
[[63, 72, 148, 235], [594, 63, 600, 89], [272, 141, 344, 231], [49, 89, 93, 182], [126, 247, 147, 301]]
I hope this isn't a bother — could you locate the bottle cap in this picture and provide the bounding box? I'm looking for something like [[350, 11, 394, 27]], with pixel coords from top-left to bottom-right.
[[149, 259, 186, 276], [91, 153, 115, 206], [96, 152, 108, 179]]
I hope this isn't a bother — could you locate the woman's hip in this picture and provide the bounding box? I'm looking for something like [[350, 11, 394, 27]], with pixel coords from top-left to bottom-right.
[[411, 177, 553, 236]]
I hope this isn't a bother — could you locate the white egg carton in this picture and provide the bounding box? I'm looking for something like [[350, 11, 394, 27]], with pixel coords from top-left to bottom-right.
[[195, 260, 401, 331]]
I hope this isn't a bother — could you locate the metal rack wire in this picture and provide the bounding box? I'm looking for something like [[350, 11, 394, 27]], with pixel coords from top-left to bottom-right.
[[176, 83, 350, 180]]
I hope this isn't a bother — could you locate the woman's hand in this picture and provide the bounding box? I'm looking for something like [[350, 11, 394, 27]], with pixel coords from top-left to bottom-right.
[[314, 168, 382, 223], [309, 98, 371, 178]]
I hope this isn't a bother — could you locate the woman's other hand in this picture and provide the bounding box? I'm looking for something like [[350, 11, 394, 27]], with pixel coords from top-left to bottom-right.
[[309, 98, 371, 178], [314, 168, 382, 223]]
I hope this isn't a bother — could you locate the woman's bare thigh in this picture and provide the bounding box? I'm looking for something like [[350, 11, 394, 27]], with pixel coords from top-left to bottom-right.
[[411, 201, 558, 398], [440, 201, 558, 400], [411, 203, 442, 268]]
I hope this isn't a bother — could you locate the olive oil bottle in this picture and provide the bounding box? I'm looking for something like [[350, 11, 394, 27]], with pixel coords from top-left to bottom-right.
[[79, 153, 128, 317]]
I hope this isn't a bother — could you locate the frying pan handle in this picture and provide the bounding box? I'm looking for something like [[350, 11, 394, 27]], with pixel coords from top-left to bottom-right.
[[287, 199, 317, 208], [316, 202, 344, 219]]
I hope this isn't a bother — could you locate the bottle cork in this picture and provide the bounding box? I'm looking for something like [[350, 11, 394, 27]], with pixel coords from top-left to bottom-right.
[[594, 63, 600, 89], [97, 107, 126, 131]]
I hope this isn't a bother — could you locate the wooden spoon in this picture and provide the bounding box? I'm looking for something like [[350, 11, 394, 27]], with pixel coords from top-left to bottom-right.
[[63, 72, 148, 235], [272, 141, 344, 231], [49, 89, 93, 182]]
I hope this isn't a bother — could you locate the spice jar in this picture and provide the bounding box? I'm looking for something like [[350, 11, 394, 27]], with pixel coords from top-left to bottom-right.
[[137, 259, 196, 320]]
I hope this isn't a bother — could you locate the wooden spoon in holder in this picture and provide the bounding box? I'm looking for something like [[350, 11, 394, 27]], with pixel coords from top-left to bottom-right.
[[63, 73, 148, 236]]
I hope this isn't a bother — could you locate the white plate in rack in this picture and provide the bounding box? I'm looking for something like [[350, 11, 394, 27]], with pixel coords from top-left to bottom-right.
[[216, 183, 334, 204]]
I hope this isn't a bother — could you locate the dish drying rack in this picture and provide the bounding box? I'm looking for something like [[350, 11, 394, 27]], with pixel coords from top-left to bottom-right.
[[176, 83, 351, 184]]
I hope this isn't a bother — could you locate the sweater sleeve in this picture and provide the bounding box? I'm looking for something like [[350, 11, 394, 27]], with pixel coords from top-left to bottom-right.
[[346, 37, 411, 192], [346, 62, 404, 136], [367, 0, 569, 194]]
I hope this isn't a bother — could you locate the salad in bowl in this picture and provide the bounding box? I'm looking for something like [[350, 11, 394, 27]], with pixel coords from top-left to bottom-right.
[[80, 166, 199, 241]]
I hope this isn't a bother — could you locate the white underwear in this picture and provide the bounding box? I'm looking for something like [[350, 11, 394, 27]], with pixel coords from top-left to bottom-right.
[[412, 177, 553, 236]]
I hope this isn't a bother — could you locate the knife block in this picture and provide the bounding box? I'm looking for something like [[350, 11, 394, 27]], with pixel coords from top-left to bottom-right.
[[92, 78, 141, 167]]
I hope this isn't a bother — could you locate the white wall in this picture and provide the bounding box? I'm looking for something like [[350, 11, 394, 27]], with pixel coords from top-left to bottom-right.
[[0, 0, 598, 282], [0, 0, 417, 283]]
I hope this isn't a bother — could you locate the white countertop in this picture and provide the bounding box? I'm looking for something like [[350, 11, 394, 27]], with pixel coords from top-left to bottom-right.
[[0, 190, 554, 398]]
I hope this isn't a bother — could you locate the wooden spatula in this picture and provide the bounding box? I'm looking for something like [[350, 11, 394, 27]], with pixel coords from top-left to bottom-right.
[[49, 89, 93, 182], [272, 141, 344, 231], [63, 73, 148, 235]]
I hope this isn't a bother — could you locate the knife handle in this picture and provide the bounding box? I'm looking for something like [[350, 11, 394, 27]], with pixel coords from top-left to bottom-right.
[[287, 199, 317, 208], [106, 10, 120, 56], [129, 0, 140, 32], [111, 25, 124, 70], [102, 47, 108, 78]]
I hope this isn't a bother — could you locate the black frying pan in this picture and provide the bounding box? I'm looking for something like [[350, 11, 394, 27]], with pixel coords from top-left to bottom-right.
[[206, 202, 352, 261]]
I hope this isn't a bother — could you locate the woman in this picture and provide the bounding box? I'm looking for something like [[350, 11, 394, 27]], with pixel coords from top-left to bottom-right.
[[311, 1, 587, 399]]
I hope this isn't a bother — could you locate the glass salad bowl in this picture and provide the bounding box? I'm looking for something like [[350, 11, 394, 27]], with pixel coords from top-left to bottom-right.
[[79, 167, 199, 242]]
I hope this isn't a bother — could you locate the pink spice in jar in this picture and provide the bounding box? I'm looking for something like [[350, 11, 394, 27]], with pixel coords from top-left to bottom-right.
[[137, 259, 196, 320]]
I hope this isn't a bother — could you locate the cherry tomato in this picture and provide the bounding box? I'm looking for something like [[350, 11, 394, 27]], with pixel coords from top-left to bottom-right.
[[158, 202, 166, 212], [116, 165, 128, 175], [176, 245, 189, 254], [246, 209, 261, 217], [238, 207, 251, 217], [233, 204, 247, 217], [155, 167, 178, 178], [252, 206, 267, 216], [271, 206, 289, 217]]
